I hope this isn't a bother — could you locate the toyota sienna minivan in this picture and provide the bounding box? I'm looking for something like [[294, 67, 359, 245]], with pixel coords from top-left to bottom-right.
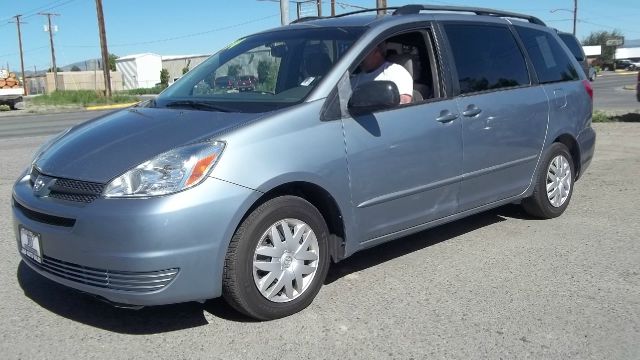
[[12, 5, 596, 320]]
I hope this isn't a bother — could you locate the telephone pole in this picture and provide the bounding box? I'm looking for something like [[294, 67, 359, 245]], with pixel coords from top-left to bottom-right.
[[279, 0, 289, 25], [376, 0, 387, 15], [95, 0, 111, 97], [331, 0, 335, 16], [39, 12, 59, 91], [316, 0, 322, 16], [572, 0, 578, 35], [11, 15, 28, 96]]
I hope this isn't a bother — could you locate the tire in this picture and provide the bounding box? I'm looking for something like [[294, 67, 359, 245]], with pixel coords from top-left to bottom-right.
[[522, 143, 575, 219], [222, 195, 330, 320]]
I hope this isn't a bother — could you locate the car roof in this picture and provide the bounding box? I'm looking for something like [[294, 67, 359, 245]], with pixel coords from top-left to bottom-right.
[[282, 4, 547, 29]]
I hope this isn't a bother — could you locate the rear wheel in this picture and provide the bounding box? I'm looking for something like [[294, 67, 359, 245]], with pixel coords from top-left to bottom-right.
[[222, 196, 330, 320], [522, 143, 575, 219]]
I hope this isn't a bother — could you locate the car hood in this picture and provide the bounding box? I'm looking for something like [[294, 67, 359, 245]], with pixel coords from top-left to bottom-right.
[[35, 107, 267, 183]]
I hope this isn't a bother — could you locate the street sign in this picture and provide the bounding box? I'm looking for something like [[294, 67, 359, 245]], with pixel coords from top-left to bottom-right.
[[606, 38, 624, 46]]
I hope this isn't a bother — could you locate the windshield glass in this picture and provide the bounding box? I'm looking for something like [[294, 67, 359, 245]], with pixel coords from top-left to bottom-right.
[[156, 26, 365, 113]]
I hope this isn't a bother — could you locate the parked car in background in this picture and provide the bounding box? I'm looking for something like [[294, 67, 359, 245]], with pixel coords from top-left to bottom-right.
[[214, 75, 237, 90], [237, 75, 257, 92], [12, 5, 595, 320], [636, 71, 639, 101], [614, 59, 637, 71]]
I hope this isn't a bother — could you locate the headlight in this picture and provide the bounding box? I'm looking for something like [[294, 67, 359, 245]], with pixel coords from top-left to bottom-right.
[[103, 140, 225, 198]]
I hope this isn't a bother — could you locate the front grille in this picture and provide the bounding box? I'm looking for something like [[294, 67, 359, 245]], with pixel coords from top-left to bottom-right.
[[13, 198, 76, 227], [30, 167, 105, 203], [26, 255, 179, 293]]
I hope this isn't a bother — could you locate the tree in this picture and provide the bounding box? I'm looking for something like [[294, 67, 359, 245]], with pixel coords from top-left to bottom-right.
[[70, 65, 81, 72], [108, 53, 118, 71], [582, 30, 624, 63], [257, 60, 278, 92], [160, 68, 169, 87], [227, 64, 241, 77], [48, 67, 62, 72], [182, 59, 191, 75]]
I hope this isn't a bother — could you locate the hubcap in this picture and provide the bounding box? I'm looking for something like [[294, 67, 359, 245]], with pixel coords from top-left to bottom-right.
[[546, 155, 572, 207], [252, 218, 319, 303]]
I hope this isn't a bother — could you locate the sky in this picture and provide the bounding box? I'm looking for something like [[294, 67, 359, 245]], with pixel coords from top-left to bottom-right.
[[1, 0, 639, 72]]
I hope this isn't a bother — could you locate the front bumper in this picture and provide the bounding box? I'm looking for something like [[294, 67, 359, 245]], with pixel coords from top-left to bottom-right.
[[12, 175, 261, 306]]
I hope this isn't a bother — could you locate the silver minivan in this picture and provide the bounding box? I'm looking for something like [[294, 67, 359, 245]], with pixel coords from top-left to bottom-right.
[[12, 5, 596, 320]]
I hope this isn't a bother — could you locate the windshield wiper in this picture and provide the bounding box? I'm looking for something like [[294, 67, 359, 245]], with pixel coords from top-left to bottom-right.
[[164, 100, 235, 112]]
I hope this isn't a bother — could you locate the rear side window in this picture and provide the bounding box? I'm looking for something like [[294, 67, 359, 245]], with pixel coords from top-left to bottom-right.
[[558, 33, 585, 61], [516, 27, 580, 84], [444, 24, 530, 95]]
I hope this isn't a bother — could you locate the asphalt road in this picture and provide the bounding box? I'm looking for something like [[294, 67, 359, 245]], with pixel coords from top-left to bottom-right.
[[0, 100, 639, 359], [592, 72, 639, 113]]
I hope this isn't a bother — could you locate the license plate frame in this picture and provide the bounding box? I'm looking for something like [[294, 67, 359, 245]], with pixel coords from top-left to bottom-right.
[[20, 226, 43, 264]]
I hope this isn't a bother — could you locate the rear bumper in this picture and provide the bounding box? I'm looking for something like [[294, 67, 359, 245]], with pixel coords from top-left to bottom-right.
[[577, 125, 596, 180], [12, 175, 261, 306]]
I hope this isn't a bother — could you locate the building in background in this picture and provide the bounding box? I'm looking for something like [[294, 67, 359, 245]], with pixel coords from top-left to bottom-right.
[[162, 55, 210, 84], [616, 39, 640, 61], [115, 53, 163, 89], [583, 45, 602, 64]]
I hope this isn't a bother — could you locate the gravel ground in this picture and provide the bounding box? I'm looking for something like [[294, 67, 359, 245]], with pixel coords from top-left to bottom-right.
[[0, 123, 638, 359]]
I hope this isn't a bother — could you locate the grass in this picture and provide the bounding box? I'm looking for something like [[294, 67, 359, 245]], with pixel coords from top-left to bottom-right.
[[593, 110, 640, 123], [119, 86, 166, 95], [30, 90, 139, 106]]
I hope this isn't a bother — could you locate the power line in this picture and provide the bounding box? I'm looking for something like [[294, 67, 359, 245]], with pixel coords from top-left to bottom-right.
[[61, 13, 281, 49]]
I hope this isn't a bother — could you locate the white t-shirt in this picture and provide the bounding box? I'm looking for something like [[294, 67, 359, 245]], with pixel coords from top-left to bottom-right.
[[353, 61, 414, 97]]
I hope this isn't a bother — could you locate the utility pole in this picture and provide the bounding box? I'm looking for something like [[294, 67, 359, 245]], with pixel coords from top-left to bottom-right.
[[11, 15, 28, 95], [572, 0, 578, 35], [376, 0, 387, 15], [331, 0, 335, 16], [95, 0, 111, 97], [279, 0, 289, 25], [296, 2, 302, 19], [39, 12, 59, 91], [317, 0, 322, 17]]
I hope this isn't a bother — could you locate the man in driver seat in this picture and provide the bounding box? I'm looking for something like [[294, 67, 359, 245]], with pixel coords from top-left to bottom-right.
[[354, 42, 414, 104]]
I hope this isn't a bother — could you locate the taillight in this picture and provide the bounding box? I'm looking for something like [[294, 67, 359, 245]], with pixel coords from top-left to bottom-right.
[[582, 79, 593, 100]]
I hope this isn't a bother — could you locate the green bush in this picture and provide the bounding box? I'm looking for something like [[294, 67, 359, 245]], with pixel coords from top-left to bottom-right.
[[592, 111, 613, 123], [0, 104, 10, 111], [30, 90, 138, 106]]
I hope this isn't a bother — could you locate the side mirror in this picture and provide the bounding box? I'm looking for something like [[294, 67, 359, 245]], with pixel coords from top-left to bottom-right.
[[348, 80, 400, 116]]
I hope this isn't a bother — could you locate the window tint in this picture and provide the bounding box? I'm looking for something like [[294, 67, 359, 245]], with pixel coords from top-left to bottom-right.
[[444, 24, 530, 95], [516, 27, 580, 84], [558, 33, 585, 61]]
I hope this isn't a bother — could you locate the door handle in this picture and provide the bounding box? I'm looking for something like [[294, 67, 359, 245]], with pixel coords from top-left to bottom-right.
[[462, 105, 482, 117], [436, 111, 459, 123]]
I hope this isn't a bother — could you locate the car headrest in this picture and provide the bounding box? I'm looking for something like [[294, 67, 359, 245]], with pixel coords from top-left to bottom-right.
[[387, 53, 414, 79], [304, 53, 332, 77]]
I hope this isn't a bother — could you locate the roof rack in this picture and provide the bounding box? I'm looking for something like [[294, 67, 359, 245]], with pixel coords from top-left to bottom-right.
[[290, 8, 398, 23], [288, 5, 546, 27], [392, 4, 546, 26]]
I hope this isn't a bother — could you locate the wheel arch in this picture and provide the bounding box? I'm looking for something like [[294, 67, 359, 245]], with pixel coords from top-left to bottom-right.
[[553, 133, 582, 179], [239, 180, 348, 263]]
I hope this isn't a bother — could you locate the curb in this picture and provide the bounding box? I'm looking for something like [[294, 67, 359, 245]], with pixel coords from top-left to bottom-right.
[[85, 102, 138, 111], [623, 85, 636, 90]]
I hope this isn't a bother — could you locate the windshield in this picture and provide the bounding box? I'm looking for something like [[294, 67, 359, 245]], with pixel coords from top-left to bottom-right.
[[155, 26, 365, 113]]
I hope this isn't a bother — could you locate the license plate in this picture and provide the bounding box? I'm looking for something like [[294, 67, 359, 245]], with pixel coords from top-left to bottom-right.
[[20, 227, 42, 264]]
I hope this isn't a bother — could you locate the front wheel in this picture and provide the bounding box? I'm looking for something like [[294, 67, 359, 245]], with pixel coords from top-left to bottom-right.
[[222, 196, 330, 320], [522, 143, 575, 219]]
